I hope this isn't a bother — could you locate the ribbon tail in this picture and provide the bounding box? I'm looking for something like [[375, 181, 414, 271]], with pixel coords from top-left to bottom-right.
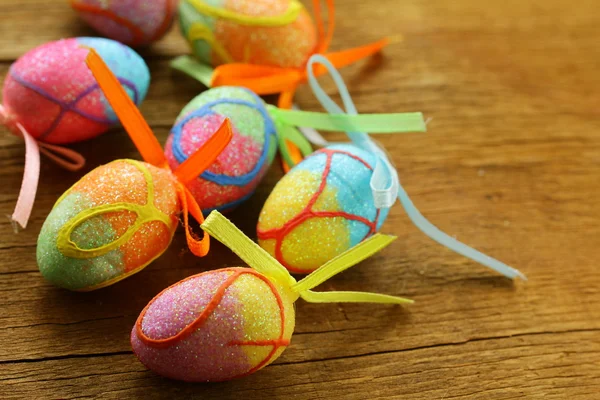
[[38, 143, 86, 171], [320, 38, 389, 72], [10, 123, 41, 230], [85, 48, 167, 167], [171, 55, 215, 87], [396, 185, 527, 280], [176, 183, 210, 257], [300, 289, 413, 304], [292, 234, 397, 292], [292, 234, 411, 304], [312, 0, 336, 54], [211, 64, 302, 94]]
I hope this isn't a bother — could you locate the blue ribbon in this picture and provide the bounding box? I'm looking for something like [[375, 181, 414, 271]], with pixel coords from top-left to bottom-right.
[[305, 54, 526, 280]]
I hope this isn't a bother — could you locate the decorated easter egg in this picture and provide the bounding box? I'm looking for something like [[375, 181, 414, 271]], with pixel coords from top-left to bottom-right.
[[179, 0, 317, 68], [164, 86, 277, 211], [37, 159, 180, 291], [70, 0, 178, 46], [2, 37, 150, 144], [131, 267, 296, 382], [257, 144, 390, 274]]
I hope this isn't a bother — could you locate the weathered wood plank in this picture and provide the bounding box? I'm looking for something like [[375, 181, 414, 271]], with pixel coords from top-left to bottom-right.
[[1, 0, 600, 398], [1, 331, 598, 399]]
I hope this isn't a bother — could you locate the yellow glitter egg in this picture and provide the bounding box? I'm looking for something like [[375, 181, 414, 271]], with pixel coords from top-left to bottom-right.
[[179, 0, 318, 68], [37, 160, 181, 291], [258, 144, 390, 274]]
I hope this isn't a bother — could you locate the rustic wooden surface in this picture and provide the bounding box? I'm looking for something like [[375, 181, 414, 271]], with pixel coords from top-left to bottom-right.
[[1, 0, 599, 398]]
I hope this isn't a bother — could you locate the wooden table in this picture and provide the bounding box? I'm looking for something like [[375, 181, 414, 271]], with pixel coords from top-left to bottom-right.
[[1, 1, 599, 398]]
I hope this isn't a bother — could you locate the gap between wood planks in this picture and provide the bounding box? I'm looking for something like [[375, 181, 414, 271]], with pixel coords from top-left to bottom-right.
[[1, 327, 597, 366]]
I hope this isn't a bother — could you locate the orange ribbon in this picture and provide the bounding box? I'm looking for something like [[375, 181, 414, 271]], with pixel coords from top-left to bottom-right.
[[208, 0, 388, 170], [85, 48, 233, 256], [209, 0, 388, 109]]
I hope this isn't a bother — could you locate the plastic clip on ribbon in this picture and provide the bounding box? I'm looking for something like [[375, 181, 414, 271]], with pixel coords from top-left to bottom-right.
[[129, 210, 411, 382], [0, 104, 85, 230], [301, 54, 526, 280]]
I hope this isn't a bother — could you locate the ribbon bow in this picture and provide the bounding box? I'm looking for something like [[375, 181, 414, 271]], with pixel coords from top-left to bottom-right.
[[172, 0, 390, 110], [284, 54, 526, 280], [85, 49, 233, 256], [202, 210, 413, 305], [1, 104, 85, 231]]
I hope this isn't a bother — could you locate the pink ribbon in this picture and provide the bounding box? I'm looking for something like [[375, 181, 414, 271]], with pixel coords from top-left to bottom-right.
[[0, 104, 85, 230]]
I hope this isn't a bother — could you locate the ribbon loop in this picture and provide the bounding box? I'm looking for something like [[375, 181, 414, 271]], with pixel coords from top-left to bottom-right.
[[176, 183, 210, 257], [38, 143, 86, 171], [305, 54, 417, 208], [304, 54, 525, 280]]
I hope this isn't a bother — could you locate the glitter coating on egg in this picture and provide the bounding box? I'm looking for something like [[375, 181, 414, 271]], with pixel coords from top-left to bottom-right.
[[179, 0, 317, 68], [164, 86, 277, 211], [2, 37, 150, 144], [131, 267, 296, 382], [257, 144, 390, 274], [37, 160, 180, 291], [70, 0, 178, 46]]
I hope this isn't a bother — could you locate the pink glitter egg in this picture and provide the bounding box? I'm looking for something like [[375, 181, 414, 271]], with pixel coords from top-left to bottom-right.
[[1, 37, 150, 144], [164, 86, 277, 212], [131, 268, 296, 382], [70, 0, 179, 46]]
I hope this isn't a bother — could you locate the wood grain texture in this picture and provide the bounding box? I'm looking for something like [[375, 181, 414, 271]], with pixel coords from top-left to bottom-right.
[[1, 0, 599, 398]]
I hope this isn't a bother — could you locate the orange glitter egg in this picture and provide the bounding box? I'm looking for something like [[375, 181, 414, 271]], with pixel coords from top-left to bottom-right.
[[37, 160, 181, 291], [179, 0, 318, 68]]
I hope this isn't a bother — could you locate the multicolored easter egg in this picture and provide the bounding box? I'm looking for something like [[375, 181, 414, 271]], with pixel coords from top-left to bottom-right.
[[2, 37, 150, 144], [164, 86, 277, 211], [179, 0, 317, 68], [131, 267, 295, 382], [37, 159, 180, 291], [257, 144, 390, 274], [70, 0, 178, 46]]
